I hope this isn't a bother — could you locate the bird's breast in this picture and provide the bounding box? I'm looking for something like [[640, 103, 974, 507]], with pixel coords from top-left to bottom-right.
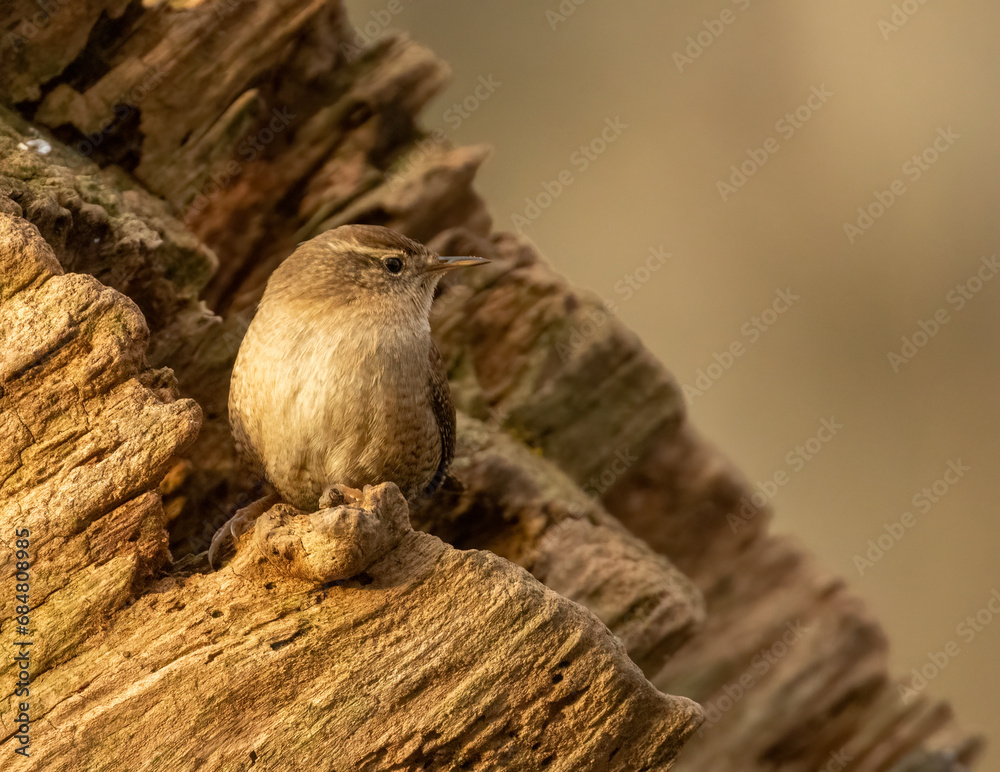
[[231, 306, 440, 508]]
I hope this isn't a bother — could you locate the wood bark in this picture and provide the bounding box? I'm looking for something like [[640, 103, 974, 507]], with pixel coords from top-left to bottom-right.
[[0, 0, 983, 770]]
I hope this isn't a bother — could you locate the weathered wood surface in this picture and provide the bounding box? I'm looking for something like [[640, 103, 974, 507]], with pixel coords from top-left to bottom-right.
[[427, 228, 983, 772], [0, 0, 983, 769], [0, 208, 701, 770], [4, 0, 491, 557]]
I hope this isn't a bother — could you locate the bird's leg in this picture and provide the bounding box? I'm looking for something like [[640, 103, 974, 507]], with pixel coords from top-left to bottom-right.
[[319, 483, 365, 509], [208, 492, 280, 569]]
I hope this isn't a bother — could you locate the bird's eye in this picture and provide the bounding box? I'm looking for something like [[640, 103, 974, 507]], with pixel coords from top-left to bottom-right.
[[383, 257, 404, 274]]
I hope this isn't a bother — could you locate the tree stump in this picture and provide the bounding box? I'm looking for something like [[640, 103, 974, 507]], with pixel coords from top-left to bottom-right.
[[0, 1, 983, 770]]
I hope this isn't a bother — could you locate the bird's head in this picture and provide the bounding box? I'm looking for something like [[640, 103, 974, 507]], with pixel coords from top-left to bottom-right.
[[265, 225, 488, 319]]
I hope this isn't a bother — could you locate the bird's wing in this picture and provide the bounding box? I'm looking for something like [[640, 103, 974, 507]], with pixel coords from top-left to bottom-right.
[[424, 340, 455, 496], [230, 402, 266, 482]]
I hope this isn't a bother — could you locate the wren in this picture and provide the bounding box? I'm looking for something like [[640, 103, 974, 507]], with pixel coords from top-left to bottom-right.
[[208, 224, 487, 567]]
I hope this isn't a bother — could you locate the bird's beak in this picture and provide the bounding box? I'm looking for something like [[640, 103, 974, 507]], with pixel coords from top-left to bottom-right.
[[426, 255, 491, 273]]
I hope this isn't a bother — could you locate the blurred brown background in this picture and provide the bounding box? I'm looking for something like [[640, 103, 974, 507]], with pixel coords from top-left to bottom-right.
[[345, 0, 999, 760]]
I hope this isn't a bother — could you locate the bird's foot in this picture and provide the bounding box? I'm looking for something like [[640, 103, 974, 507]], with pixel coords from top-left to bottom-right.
[[257, 482, 412, 583], [319, 483, 365, 509], [208, 492, 280, 569]]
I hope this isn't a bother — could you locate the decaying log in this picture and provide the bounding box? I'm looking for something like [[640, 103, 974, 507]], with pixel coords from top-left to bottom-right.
[[427, 228, 983, 772], [3, 0, 491, 556], [0, 211, 700, 770], [413, 413, 706, 677], [0, 0, 983, 770]]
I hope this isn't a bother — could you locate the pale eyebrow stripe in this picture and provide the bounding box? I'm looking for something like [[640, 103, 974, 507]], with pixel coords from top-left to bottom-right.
[[341, 244, 406, 260]]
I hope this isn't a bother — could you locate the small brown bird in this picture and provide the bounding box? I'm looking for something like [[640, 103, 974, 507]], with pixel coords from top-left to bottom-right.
[[208, 225, 488, 567]]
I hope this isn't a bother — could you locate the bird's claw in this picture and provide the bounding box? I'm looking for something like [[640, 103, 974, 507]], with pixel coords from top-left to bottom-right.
[[207, 493, 280, 569], [319, 483, 365, 509]]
